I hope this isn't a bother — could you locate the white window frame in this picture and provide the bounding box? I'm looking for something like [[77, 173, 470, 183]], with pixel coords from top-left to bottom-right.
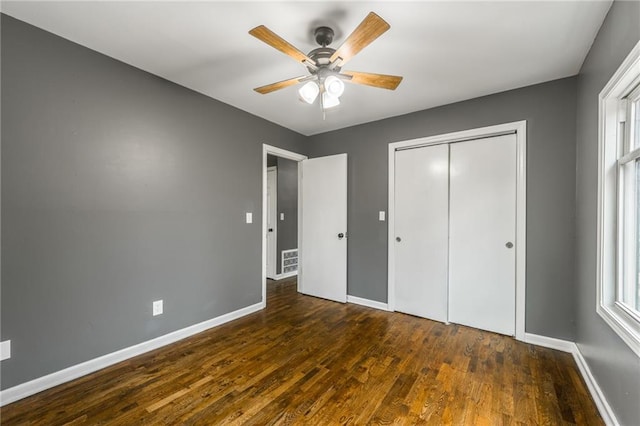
[[597, 40, 640, 357]]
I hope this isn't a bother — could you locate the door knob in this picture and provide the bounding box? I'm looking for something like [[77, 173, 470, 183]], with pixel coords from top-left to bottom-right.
[[338, 233, 345, 239], [396, 237, 401, 242], [505, 242, 514, 248], [268, 228, 274, 232]]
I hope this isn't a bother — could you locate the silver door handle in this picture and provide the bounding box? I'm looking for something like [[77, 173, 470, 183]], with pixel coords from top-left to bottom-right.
[[505, 242, 514, 248], [396, 237, 401, 242], [338, 233, 345, 240]]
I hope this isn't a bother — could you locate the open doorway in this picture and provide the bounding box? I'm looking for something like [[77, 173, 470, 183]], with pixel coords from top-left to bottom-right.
[[262, 144, 348, 307], [261, 145, 307, 305], [266, 154, 299, 280]]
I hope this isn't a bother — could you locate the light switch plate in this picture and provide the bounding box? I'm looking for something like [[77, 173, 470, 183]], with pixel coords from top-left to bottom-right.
[[1, 340, 11, 361], [379, 211, 386, 221], [153, 300, 163, 316], [280, 213, 284, 221], [246, 212, 253, 224]]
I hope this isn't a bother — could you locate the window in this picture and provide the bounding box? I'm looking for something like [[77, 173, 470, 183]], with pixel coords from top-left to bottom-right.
[[619, 88, 640, 313], [620, 87, 640, 313], [597, 40, 640, 357]]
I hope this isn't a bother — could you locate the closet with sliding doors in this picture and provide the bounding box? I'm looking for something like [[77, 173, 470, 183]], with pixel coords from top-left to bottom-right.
[[393, 130, 521, 336]]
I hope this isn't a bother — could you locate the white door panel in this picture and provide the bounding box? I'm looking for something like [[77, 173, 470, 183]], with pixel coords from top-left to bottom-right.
[[300, 154, 347, 303], [266, 168, 277, 279], [449, 134, 517, 335], [394, 145, 449, 322]]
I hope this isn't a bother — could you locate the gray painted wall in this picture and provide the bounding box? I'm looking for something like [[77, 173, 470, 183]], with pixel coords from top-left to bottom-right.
[[275, 157, 298, 275], [574, 1, 640, 424], [0, 15, 306, 390], [307, 77, 578, 341], [5, 8, 638, 423]]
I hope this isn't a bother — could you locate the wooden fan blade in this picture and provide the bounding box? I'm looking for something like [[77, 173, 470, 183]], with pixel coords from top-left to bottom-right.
[[249, 25, 315, 65], [254, 76, 307, 94], [329, 12, 390, 65], [341, 71, 403, 90]]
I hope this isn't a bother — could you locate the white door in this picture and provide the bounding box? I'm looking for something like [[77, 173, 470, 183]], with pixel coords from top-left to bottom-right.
[[448, 134, 517, 335], [394, 145, 449, 322], [299, 154, 347, 303], [266, 168, 277, 279]]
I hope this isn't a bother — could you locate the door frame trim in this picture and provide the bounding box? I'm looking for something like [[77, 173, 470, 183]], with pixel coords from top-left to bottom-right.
[[262, 145, 307, 306], [387, 121, 527, 341]]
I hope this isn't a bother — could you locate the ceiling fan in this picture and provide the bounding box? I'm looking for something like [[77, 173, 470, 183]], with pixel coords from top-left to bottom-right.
[[249, 12, 403, 111]]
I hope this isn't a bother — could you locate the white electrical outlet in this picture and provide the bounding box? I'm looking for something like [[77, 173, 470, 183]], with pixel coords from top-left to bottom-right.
[[379, 211, 386, 221], [153, 300, 163, 316], [246, 212, 253, 224], [1, 340, 11, 361]]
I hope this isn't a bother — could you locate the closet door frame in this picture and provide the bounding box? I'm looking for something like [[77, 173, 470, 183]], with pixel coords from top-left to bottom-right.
[[387, 121, 527, 341]]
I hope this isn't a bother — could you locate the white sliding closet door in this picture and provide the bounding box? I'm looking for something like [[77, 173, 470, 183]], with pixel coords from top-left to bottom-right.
[[394, 145, 449, 322], [448, 134, 517, 335]]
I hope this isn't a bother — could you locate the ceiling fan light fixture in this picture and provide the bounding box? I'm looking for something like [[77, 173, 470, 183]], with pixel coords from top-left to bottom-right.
[[324, 75, 345, 98], [298, 81, 320, 104], [251, 12, 402, 115], [322, 92, 340, 109]]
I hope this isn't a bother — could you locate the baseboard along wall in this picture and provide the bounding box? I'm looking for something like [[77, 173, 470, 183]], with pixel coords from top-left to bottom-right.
[[0, 303, 621, 426], [346, 295, 390, 311], [273, 271, 298, 281], [524, 333, 618, 426], [0, 302, 264, 407]]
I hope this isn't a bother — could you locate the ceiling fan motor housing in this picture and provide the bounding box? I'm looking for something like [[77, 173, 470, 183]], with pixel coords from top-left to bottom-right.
[[308, 27, 340, 75], [314, 26, 334, 47], [307, 47, 339, 72]]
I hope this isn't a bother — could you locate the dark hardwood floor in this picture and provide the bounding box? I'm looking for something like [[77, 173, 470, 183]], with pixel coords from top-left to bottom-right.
[[1, 277, 602, 425]]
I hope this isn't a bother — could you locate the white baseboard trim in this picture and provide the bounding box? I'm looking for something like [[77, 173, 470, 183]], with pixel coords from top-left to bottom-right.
[[0, 316, 620, 426], [523, 332, 576, 353], [572, 346, 619, 426], [273, 271, 298, 281], [524, 333, 618, 426], [0, 301, 264, 407], [347, 295, 390, 311]]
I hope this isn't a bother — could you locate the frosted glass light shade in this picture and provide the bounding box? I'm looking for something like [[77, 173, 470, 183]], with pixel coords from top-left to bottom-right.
[[322, 92, 340, 109], [298, 81, 320, 104], [324, 75, 345, 98]]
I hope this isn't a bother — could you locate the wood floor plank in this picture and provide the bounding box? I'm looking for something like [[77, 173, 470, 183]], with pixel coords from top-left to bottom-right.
[[0, 278, 604, 425]]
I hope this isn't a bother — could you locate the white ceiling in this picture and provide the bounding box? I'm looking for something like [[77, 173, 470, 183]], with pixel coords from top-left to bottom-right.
[[2, 1, 612, 136]]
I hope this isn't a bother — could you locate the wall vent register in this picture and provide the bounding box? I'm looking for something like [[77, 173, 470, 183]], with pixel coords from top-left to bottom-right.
[[282, 249, 299, 274]]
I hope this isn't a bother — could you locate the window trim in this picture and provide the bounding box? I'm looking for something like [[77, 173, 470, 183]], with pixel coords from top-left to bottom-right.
[[597, 40, 640, 357]]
